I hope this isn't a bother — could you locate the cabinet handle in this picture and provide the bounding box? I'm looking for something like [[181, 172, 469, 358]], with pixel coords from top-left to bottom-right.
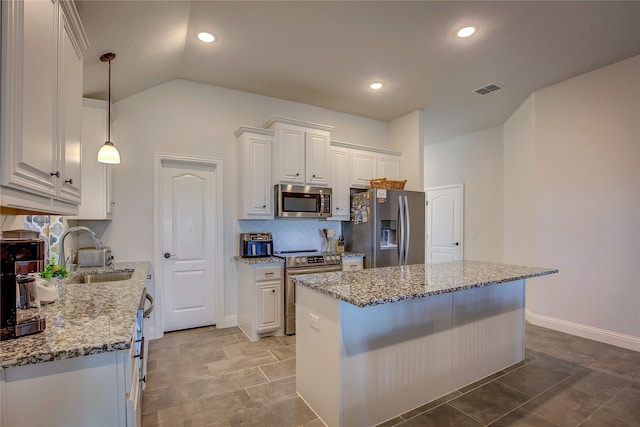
[[296, 173, 300, 176], [64, 178, 73, 184], [50, 171, 60, 178], [265, 272, 274, 275], [262, 205, 266, 208], [272, 289, 276, 293], [312, 174, 316, 178]]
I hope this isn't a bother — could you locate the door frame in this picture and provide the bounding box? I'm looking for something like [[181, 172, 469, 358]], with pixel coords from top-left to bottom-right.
[[153, 153, 224, 338], [426, 183, 464, 262]]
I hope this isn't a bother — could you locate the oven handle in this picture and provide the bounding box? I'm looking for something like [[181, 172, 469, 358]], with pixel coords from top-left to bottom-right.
[[287, 265, 343, 275]]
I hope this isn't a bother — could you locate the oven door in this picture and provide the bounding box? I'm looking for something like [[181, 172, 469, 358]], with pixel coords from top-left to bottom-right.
[[284, 264, 342, 334]]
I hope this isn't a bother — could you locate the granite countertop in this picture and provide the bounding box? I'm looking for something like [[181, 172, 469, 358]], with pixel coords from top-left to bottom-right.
[[0, 261, 149, 369], [293, 260, 558, 308]]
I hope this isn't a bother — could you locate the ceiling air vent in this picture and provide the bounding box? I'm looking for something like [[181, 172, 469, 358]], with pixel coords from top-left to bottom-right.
[[473, 83, 503, 96]]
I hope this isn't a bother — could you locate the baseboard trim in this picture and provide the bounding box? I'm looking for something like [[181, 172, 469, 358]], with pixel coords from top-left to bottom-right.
[[218, 314, 238, 329], [526, 310, 640, 352]]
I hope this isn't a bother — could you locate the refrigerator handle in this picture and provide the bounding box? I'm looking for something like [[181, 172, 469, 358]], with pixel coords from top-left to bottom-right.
[[398, 195, 405, 265], [404, 195, 410, 266]]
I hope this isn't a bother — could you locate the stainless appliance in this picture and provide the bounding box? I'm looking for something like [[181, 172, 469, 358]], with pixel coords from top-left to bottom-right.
[[1, 238, 47, 340], [344, 188, 426, 268], [239, 232, 273, 257], [276, 250, 342, 335], [275, 184, 332, 218], [77, 246, 114, 267]]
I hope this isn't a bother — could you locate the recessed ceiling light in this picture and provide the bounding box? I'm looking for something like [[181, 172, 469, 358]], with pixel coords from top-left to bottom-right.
[[369, 82, 384, 90], [197, 32, 215, 43], [456, 26, 476, 38]]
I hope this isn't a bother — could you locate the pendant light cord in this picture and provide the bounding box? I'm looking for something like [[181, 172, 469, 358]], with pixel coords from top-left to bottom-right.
[[107, 57, 111, 142]]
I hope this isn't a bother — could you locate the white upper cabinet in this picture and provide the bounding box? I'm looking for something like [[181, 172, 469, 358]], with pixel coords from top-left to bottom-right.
[[330, 141, 402, 190], [265, 117, 333, 187], [0, 0, 88, 214], [377, 154, 401, 181], [350, 148, 378, 188], [69, 99, 115, 220], [328, 145, 350, 221], [235, 127, 275, 219], [58, 4, 84, 204]]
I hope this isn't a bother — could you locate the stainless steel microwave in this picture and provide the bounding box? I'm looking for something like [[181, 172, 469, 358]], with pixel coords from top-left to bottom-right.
[[275, 184, 332, 218]]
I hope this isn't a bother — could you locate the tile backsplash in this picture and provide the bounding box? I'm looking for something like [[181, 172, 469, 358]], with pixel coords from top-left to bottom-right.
[[236, 219, 343, 254]]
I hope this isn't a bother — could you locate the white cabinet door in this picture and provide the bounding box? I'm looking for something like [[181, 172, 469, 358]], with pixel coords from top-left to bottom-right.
[[236, 127, 274, 219], [266, 117, 333, 186], [378, 155, 401, 181], [350, 149, 377, 188], [1, 0, 58, 197], [256, 281, 282, 332], [72, 99, 114, 219], [328, 146, 350, 220], [278, 125, 306, 184], [305, 129, 330, 186], [58, 8, 83, 204]]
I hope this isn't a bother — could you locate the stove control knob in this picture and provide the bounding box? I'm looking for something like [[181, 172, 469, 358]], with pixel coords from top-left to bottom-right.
[[295, 258, 301, 264]]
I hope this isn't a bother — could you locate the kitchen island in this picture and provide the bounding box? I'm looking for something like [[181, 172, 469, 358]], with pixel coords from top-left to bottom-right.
[[0, 261, 150, 427], [293, 260, 558, 427]]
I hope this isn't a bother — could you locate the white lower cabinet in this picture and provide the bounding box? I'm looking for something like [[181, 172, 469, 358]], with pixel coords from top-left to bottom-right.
[[237, 262, 283, 341], [2, 343, 140, 426], [342, 256, 364, 271]]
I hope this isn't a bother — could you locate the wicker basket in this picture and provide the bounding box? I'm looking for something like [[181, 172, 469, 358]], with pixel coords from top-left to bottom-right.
[[369, 177, 407, 190]]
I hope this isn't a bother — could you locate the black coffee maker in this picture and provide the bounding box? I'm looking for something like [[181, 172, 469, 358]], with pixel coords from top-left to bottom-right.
[[1, 237, 46, 340]]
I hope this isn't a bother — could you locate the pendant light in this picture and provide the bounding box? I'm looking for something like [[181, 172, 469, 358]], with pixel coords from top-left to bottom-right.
[[97, 52, 121, 164]]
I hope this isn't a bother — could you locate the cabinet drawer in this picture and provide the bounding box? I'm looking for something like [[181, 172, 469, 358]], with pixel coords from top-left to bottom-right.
[[255, 266, 282, 281]]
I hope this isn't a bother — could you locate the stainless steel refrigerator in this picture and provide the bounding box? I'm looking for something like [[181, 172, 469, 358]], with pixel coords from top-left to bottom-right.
[[343, 188, 425, 268]]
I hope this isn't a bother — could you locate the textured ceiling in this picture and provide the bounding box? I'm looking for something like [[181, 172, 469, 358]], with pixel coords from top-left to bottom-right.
[[77, 1, 640, 142]]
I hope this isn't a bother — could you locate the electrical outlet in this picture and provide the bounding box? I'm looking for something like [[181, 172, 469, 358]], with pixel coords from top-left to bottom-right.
[[309, 313, 320, 331]]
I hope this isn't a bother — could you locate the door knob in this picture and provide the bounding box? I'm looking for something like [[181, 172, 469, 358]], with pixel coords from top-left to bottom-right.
[[164, 252, 171, 259]]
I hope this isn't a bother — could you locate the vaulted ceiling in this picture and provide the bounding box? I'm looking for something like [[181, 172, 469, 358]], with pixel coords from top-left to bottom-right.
[[77, 1, 640, 142]]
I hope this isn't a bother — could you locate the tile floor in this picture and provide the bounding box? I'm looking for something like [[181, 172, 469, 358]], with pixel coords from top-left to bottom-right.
[[142, 323, 640, 426]]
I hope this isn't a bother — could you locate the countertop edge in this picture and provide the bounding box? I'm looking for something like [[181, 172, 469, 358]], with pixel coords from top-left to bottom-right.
[[294, 261, 558, 308]]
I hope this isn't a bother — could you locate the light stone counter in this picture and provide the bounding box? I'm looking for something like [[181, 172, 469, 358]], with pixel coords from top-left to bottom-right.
[[293, 260, 557, 307], [234, 255, 284, 265], [0, 261, 149, 368]]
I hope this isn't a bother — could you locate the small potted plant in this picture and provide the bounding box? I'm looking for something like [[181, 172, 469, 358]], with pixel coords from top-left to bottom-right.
[[40, 256, 69, 279]]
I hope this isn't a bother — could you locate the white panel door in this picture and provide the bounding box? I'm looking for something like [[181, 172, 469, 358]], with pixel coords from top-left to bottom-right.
[[426, 184, 463, 262], [160, 160, 217, 331]]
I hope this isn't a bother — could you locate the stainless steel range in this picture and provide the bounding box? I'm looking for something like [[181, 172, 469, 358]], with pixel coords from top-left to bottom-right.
[[275, 250, 342, 335]]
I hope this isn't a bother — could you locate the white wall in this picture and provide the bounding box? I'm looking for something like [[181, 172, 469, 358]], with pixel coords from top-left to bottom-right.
[[389, 110, 424, 191], [99, 79, 389, 329], [504, 55, 640, 349], [424, 126, 504, 262]]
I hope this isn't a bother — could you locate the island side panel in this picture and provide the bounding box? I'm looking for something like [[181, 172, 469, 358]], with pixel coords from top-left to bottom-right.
[[296, 284, 342, 427], [339, 293, 454, 427], [451, 279, 526, 389]]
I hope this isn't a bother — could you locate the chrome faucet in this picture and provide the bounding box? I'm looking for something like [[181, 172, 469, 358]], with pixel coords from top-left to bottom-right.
[[58, 226, 102, 268]]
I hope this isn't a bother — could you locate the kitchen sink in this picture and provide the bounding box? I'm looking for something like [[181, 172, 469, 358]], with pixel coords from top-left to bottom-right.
[[68, 269, 134, 284]]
